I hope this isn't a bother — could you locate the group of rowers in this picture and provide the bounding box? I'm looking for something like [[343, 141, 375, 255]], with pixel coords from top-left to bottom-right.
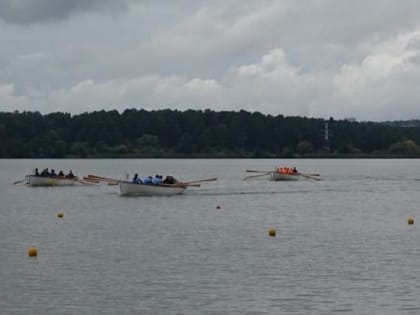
[[277, 166, 298, 175], [34, 168, 75, 178], [132, 174, 178, 185]]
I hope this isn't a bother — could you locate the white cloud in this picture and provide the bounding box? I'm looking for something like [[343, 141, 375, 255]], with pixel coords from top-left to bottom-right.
[[2, 1, 420, 120]]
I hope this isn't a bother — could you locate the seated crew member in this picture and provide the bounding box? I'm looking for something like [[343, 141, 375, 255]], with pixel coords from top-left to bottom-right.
[[34, 168, 40, 176], [132, 173, 139, 183], [132, 173, 143, 184], [50, 169, 57, 177], [66, 169, 74, 178], [41, 168, 50, 177], [152, 175, 163, 185], [163, 175, 178, 184], [142, 176, 153, 185], [58, 170, 64, 177]]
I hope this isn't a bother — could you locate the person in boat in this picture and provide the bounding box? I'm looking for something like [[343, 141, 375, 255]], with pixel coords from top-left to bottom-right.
[[152, 175, 163, 185], [163, 175, 178, 184], [34, 168, 40, 176], [50, 169, 57, 177], [142, 176, 153, 185], [132, 173, 143, 184], [132, 173, 138, 183], [292, 167, 298, 174], [66, 170, 74, 178], [58, 170, 64, 177], [41, 168, 50, 177]]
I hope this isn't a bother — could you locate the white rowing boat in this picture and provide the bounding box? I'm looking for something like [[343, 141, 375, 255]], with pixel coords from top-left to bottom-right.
[[26, 175, 80, 187], [270, 172, 300, 181], [119, 181, 187, 196], [270, 166, 320, 181]]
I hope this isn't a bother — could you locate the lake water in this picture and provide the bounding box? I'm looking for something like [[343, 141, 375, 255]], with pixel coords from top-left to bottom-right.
[[0, 159, 419, 314]]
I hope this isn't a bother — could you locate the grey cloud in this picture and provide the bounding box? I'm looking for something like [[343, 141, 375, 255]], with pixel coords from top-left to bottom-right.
[[0, 0, 135, 24], [2, 0, 420, 120]]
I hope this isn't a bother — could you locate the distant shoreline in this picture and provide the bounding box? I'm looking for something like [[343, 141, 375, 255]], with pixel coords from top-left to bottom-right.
[[2, 153, 420, 159]]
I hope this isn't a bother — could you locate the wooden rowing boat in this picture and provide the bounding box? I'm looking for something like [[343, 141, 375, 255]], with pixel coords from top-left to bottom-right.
[[26, 175, 80, 187], [119, 181, 187, 196]]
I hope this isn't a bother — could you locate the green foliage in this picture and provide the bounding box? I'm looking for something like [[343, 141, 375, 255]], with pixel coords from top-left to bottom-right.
[[337, 144, 363, 154], [1, 109, 420, 158], [388, 140, 420, 155], [296, 140, 314, 155]]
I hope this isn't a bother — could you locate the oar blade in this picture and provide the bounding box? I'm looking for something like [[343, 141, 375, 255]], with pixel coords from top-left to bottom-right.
[[13, 179, 27, 185], [298, 173, 321, 180]]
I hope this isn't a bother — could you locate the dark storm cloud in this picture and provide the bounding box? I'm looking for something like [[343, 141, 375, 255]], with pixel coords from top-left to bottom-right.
[[0, 0, 135, 24]]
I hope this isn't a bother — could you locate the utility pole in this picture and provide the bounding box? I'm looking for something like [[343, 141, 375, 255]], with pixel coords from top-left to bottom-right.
[[324, 121, 330, 152]]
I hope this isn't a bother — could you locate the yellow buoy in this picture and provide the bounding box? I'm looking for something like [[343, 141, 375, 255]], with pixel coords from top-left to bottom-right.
[[268, 228, 276, 237], [407, 217, 414, 225], [57, 211, 64, 218], [28, 246, 38, 257]]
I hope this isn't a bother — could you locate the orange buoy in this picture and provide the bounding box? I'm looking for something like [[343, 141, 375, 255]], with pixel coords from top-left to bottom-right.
[[407, 217, 414, 225], [57, 211, 64, 218], [28, 246, 38, 257], [268, 228, 276, 237]]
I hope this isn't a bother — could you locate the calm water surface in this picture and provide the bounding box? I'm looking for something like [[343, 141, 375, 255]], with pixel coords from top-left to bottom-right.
[[0, 159, 420, 314]]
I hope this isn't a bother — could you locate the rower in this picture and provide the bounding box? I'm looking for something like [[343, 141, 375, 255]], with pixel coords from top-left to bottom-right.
[[142, 176, 153, 185], [152, 175, 163, 185], [66, 169, 74, 178]]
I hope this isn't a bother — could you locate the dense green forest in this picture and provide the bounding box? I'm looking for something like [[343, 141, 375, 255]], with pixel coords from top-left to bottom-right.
[[1, 109, 420, 158]]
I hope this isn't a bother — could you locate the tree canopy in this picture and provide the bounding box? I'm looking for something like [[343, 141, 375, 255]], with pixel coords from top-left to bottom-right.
[[1, 109, 420, 158]]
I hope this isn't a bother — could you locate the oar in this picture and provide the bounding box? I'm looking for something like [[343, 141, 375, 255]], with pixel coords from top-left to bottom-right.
[[298, 173, 320, 180], [87, 174, 121, 183], [246, 169, 271, 173], [243, 171, 273, 180], [182, 177, 218, 185], [167, 183, 201, 188], [13, 179, 27, 185], [184, 183, 201, 187], [83, 177, 100, 183]]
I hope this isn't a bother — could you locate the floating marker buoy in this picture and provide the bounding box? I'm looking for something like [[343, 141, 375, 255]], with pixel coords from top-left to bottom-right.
[[57, 211, 64, 218], [28, 246, 38, 257], [407, 217, 414, 225], [216, 205, 221, 209], [268, 228, 276, 237]]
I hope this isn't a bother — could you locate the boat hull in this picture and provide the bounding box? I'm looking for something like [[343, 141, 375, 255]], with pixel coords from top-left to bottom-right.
[[270, 172, 300, 181], [27, 175, 79, 186], [119, 182, 186, 196]]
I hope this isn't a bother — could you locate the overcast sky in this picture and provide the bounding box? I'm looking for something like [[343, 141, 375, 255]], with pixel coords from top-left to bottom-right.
[[1, 0, 420, 121]]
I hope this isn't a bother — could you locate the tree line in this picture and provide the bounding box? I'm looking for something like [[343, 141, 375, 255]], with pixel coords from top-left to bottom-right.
[[1, 109, 420, 158]]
